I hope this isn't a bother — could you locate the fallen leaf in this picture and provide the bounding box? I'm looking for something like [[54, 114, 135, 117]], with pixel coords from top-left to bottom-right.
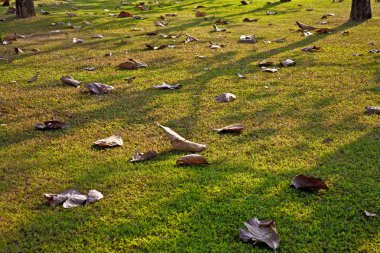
[[73, 37, 85, 43], [86, 82, 114, 95], [131, 27, 144, 31], [365, 106, 380, 115], [66, 12, 77, 17], [240, 35, 256, 44], [194, 5, 205, 9], [92, 34, 104, 39], [215, 19, 229, 25], [40, 9, 49, 15], [214, 124, 244, 134], [241, 0, 251, 5], [153, 82, 182, 89], [14, 47, 23, 54], [369, 49, 379, 54], [274, 37, 286, 43], [146, 44, 168, 50], [290, 174, 328, 190], [130, 149, 157, 162], [195, 11, 206, 17], [155, 21, 167, 27], [212, 24, 226, 32], [316, 28, 333, 34], [83, 67, 96, 71], [209, 42, 225, 49], [266, 11, 277, 15], [239, 217, 280, 250], [296, 21, 317, 31], [243, 18, 259, 22], [27, 73, 39, 83], [363, 210, 378, 217], [302, 31, 313, 36], [185, 33, 199, 43], [261, 67, 278, 73], [216, 93, 236, 102], [93, 135, 123, 147], [44, 189, 103, 208], [125, 76, 136, 83], [118, 59, 147, 70], [118, 11, 133, 18], [237, 73, 246, 79], [258, 60, 274, 67], [60, 76, 81, 87], [321, 13, 334, 19], [176, 154, 208, 165], [280, 59, 296, 67], [165, 13, 177, 16], [302, 45, 321, 52], [35, 120, 68, 130], [158, 123, 206, 152]]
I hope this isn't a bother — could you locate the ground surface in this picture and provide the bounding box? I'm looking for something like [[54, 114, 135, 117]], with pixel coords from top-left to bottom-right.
[[0, 0, 379, 252]]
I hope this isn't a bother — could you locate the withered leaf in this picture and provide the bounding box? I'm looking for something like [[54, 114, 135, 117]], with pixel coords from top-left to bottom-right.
[[66, 12, 77, 17], [40, 9, 49, 15], [195, 11, 206, 17], [125, 76, 136, 83], [209, 42, 225, 49], [176, 154, 208, 165], [153, 82, 182, 90], [35, 120, 68, 130], [14, 47, 23, 54], [316, 28, 333, 34], [280, 59, 296, 67], [241, 0, 251, 5], [266, 11, 277, 15], [365, 106, 380, 115], [214, 124, 244, 134], [73, 37, 85, 43], [165, 13, 177, 17], [93, 135, 123, 147], [239, 217, 280, 250], [27, 73, 39, 83], [258, 60, 274, 67], [118, 11, 133, 18], [86, 82, 114, 95], [212, 24, 226, 32], [60, 76, 81, 87], [119, 59, 147, 70], [158, 123, 206, 152], [243, 18, 259, 22], [130, 149, 157, 163], [321, 13, 334, 19], [215, 19, 229, 25], [194, 5, 205, 9], [369, 49, 379, 54], [240, 35, 256, 44], [216, 93, 236, 102], [302, 45, 321, 52], [146, 44, 168, 50], [291, 175, 328, 190], [44, 189, 103, 208], [296, 21, 317, 31], [92, 34, 104, 39], [237, 73, 246, 79], [83, 66, 96, 71], [155, 21, 167, 27], [261, 67, 278, 73], [185, 33, 199, 44], [363, 210, 378, 217]]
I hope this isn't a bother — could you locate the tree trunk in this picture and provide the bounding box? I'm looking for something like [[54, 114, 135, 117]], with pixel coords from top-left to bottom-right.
[[16, 0, 35, 18], [350, 0, 372, 20]]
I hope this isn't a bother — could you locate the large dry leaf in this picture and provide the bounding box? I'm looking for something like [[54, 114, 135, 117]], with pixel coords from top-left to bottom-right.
[[60, 76, 81, 87], [93, 135, 123, 148], [243, 18, 259, 22], [216, 93, 236, 102], [118, 11, 133, 18], [291, 175, 328, 190], [119, 59, 147, 70], [214, 124, 244, 134], [73, 37, 85, 43], [280, 59, 296, 67], [261, 67, 278, 73], [209, 42, 225, 49], [130, 149, 157, 163], [153, 82, 182, 90], [239, 217, 280, 250], [241, 0, 251, 5], [86, 82, 114, 95], [212, 24, 226, 32], [240, 35, 256, 44], [27, 73, 39, 83], [185, 33, 199, 44], [302, 45, 321, 52], [146, 44, 168, 50], [215, 19, 229, 25], [44, 189, 103, 208], [258, 60, 274, 67], [158, 123, 206, 152], [365, 106, 380, 115], [296, 21, 317, 31], [266, 11, 277, 15], [316, 28, 333, 34], [35, 120, 68, 130], [176, 154, 208, 165], [363, 210, 378, 217], [195, 11, 206, 17]]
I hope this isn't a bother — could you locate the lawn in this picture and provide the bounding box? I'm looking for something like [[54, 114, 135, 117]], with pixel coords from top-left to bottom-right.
[[0, 0, 379, 252]]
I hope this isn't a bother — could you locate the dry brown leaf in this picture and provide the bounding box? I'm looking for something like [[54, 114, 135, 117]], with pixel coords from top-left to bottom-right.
[[119, 59, 147, 70], [241, 0, 251, 5], [296, 21, 317, 31], [153, 82, 182, 89], [185, 33, 199, 43], [85, 82, 114, 95], [240, 35, 256, 44], [60, 76, 81, 87], [35, 120, 68, 130], [365, 106, 380, 115], [214, 124, 244, 134], [243, 18, 259, 22], [44, 189, 103, 208], [280, 59, 296, 67], [195, 11, 206, 17], [130, 149, 157, 162], [291, 175, 328, 191], [176, 154, 208, 165], [118, 11, 133, 18], [215, 19, 229, 25], [302, 45, 321, 52], [158, 123, 206, 152], [27, 73, 39, 83], [316, 28, 333, 34], [93, 135, 123, 147], [212, 24, 226, 32], [239, 218, 280, 250]]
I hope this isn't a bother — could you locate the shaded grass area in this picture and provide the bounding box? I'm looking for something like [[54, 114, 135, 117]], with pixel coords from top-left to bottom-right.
[[0, 0, 379, 252]]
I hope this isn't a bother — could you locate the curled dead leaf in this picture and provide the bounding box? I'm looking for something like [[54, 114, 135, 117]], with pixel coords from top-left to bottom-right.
[[280, 59, 296, 67], [261, 67, 278, 73], [176, 154, 208, 165], [146, 44, 168, 50], [214, 124, 244, 134], [158, 123, 206, 152], [73, 37, 85, 43], [266, 10, 277, 15], [118, 59, 147, 70], [302, 45, 321, 52], [86, 82, 114, 95], [209, 42, 225, 49], [27, 73, 39, 83], [258, 60, 274, 67], [316, 28, 333, 34], [60, 76, 81, 87], [216, 93, 236, 102], [35, 120, 68, 130], [93, 135, 123, 148], [363, 210, 378, 217], [195, 11, 206, 17], [153, 82, 182, 90], [185, 33, 199, 44], [241, 0, 251, 5], [215, 19, 229, 25], [240, 35, 256, 44], [44, 189, 103, 208], [291, 174, 328, 191], [130, 149, 157, 162], [239, 217, 280, 250], [365, 106, 380, 115], [243, 18, 259, 22], [296, 21, 317, 31], [212, 24, 226, 32], [118, 11, 133, 18]]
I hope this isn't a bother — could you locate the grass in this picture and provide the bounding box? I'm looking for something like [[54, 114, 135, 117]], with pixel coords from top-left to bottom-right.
[[0, 0, 379, 252]]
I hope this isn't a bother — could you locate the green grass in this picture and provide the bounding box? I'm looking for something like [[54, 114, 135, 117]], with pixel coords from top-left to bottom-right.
[[0, 0, 379, 252]]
